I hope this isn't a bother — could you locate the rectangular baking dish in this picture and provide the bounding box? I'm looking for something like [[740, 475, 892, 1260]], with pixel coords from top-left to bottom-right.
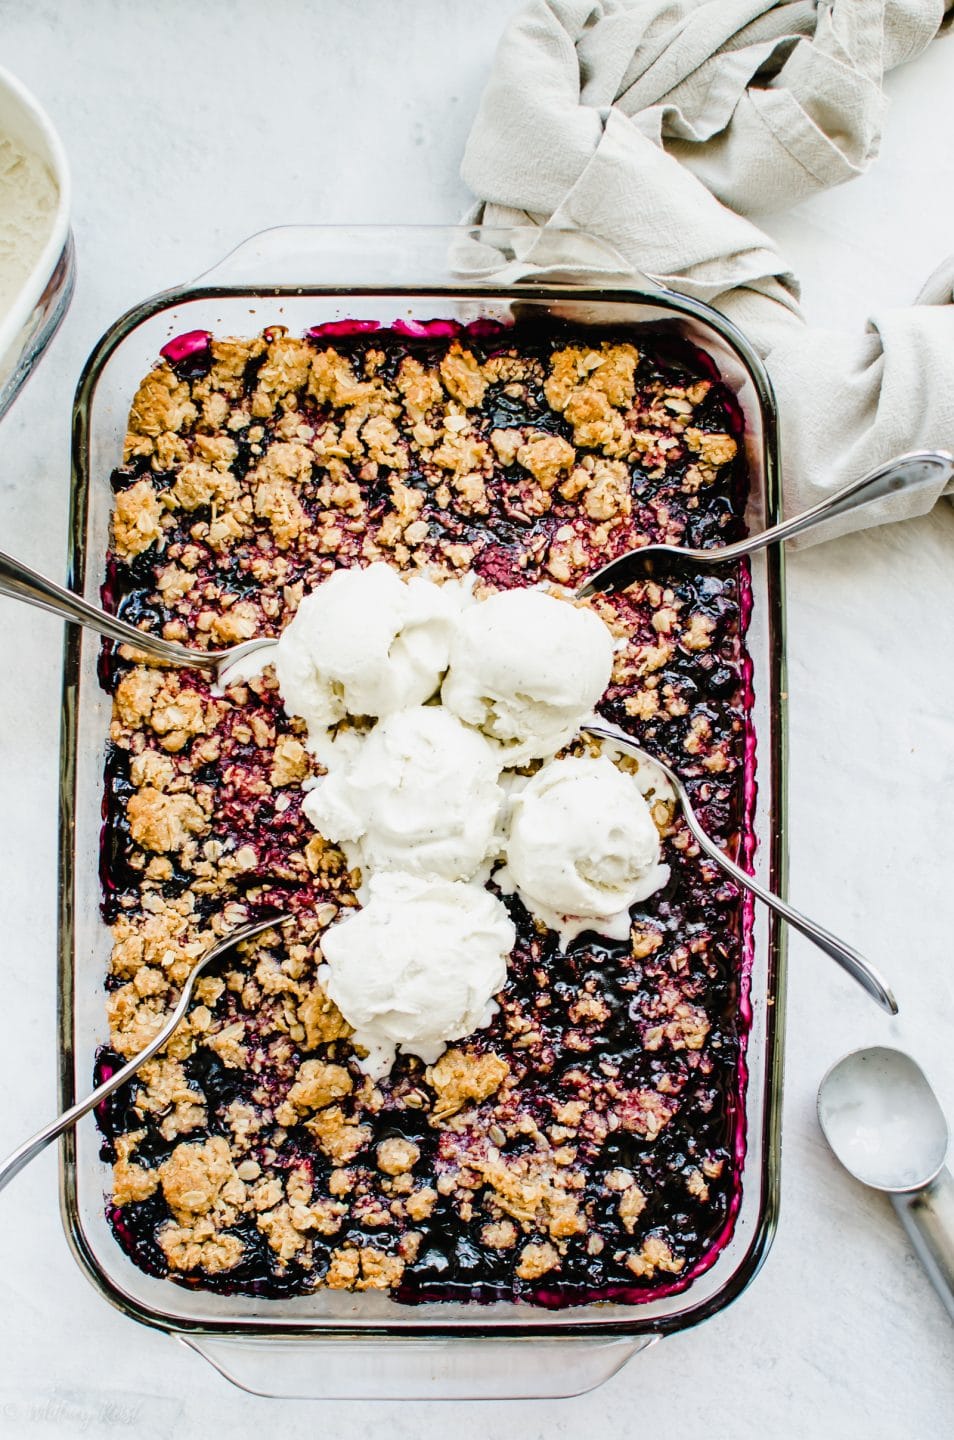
[[58, 225, 787, 1399]]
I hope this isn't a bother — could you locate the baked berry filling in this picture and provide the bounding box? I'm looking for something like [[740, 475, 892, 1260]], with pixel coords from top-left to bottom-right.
[[96, 320, 754, 1305]]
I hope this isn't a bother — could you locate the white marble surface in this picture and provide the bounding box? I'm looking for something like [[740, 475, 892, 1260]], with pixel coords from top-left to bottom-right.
[[0, 2, 952, 1434]]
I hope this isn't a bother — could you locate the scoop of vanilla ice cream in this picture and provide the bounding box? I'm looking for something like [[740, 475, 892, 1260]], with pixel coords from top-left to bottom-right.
[[319, 872, 515, 1076], [441, 588, 614, 766], [496, 755, 669, 946], [275, 564, 465, 741], [303, 706, 505, 884]]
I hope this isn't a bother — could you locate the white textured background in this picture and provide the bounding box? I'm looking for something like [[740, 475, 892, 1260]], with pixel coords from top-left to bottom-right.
[[0, 3, 953, 1436]]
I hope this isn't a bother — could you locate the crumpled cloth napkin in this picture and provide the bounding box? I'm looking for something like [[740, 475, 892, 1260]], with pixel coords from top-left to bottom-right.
[[462, 0, 954, 544]]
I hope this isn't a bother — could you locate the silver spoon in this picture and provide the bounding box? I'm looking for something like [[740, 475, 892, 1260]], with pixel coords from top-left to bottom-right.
[[0, 548, 274, 682], [0, 913, 288, 1194], [578, 450, 954, 596], [818, 1046, 954, 1322], [9, 451, 948, 668], [583, 720, 897, 1014]]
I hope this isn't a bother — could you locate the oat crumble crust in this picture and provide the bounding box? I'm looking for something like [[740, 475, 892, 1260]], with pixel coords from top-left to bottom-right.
[[97, 322, 750, 1306]]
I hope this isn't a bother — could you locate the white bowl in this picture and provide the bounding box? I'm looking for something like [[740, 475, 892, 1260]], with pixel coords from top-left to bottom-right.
[[0, 62, 73, 419]]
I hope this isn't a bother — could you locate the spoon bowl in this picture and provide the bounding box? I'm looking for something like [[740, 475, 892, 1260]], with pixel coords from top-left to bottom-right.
[[578, 450, 954, 597], [818, 1046, 948, 1193], [0, 545, 276, 685], [817, 1046, 954, 1323]]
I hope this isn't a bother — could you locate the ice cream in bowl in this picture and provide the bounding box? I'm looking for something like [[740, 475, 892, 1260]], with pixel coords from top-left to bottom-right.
[[0, 64, 73, 419]]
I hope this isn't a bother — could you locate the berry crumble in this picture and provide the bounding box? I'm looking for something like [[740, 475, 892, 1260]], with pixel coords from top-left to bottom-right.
[[95, 320, 754, 1306]]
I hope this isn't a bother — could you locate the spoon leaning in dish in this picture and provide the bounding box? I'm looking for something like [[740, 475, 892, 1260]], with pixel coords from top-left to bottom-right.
[[0, 913, 289, 1195], [582, 720, 898, 1015], [0, 546, 274, 685], [578, 449, 954, 596]]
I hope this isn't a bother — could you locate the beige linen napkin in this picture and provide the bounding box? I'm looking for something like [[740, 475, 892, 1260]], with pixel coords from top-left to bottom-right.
[[462, 0, 954, 544]]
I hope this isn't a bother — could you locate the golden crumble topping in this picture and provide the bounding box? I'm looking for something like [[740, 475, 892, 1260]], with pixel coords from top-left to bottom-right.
[[100, 321, 751, 1306], [516, 432, 576, 489], [159, 1136, 238, 1217], [111, 1132, 160, 1207], [376, 1137, 421, 1176], [515, 1240, 560, 1281], [439, 342, 487, 409], [126, 787, 209, 854], [284, 1059, 353, 1113], [158, 1221, 245, 1274], [623, 1234, 685, 1279], [427, 1050, 509, 1122], [112, 480, 164, 559], [124, 366, 197, 448]]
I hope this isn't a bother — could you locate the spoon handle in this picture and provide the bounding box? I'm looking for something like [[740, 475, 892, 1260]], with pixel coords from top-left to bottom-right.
[[0, 915, 284, 1194], [670, 788, 897, 1013], [891, 1166, 954, 1324], [718, 449, 954, 561], [583, 723, 898, 1014], [0, 982, 199, 1194], [0, 546, 217, 669], [682, 813, 898, 1015]]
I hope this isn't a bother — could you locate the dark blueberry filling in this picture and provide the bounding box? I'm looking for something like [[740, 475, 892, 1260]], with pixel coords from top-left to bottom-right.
[[97, 320, 755, 1305]]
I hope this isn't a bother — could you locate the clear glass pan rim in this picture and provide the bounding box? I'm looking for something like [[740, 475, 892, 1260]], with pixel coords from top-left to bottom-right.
[[58, 231, 788, 1343]]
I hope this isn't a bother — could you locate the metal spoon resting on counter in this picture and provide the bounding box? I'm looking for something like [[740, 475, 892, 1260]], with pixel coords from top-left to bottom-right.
[[583, 720, 898, 1015], [578, 449, 954, 596], [0, 914, 288, 1195], [818, 1047, 954, 1322]]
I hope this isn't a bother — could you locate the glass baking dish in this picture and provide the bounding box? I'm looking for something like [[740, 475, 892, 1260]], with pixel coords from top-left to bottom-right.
[[58, 225, 787, 1399]]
